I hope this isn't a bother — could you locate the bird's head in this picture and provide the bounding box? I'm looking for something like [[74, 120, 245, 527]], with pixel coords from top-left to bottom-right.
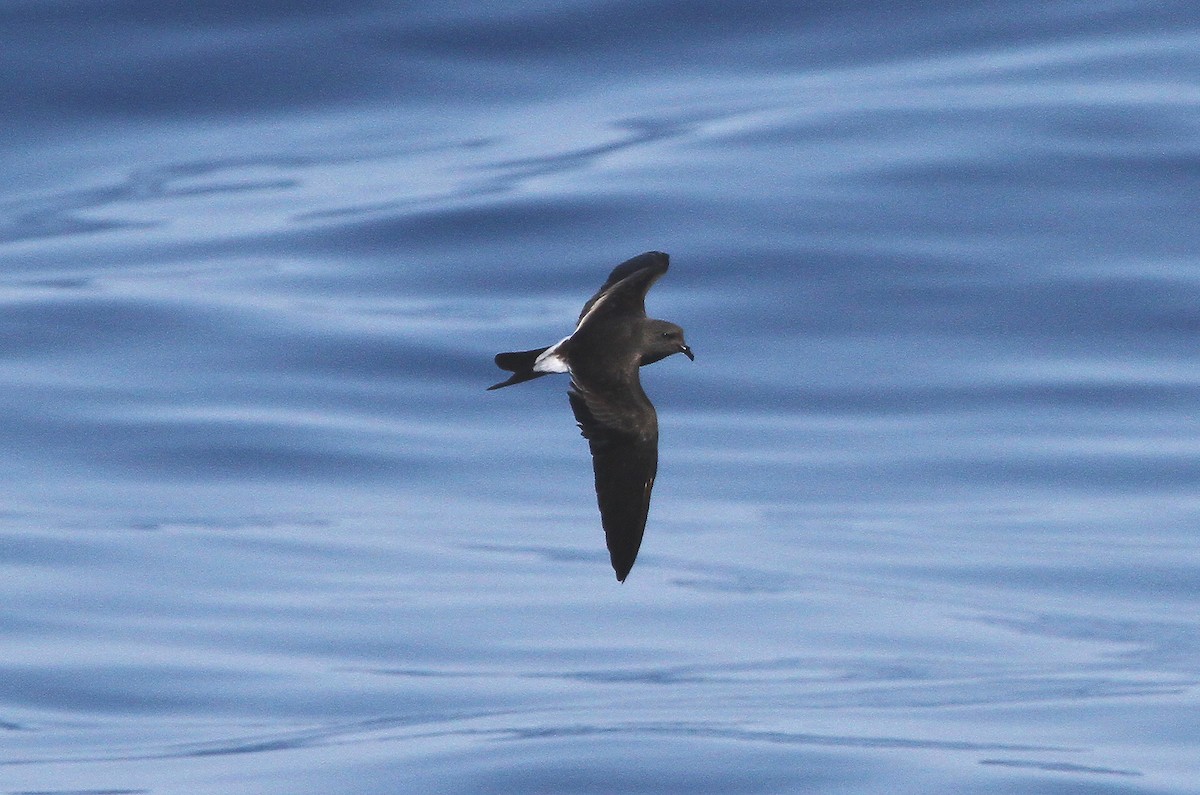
[[641, 320, 694, 366]]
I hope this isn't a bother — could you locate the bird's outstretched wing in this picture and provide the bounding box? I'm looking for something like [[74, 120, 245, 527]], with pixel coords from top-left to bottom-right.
[[568, 385, 658, 582], [577, 251, 669, 326]]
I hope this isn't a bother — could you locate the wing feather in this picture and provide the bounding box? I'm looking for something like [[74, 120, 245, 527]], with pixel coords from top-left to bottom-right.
[[576, 251, 669, 327], [569, 385, 658, 582]]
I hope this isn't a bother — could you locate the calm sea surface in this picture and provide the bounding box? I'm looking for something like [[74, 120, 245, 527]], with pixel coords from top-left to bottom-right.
[[3, 2, 1199, 793]]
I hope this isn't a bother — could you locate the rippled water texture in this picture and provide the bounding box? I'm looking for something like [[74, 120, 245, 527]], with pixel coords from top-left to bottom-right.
[[3, 2, 1199, 793]]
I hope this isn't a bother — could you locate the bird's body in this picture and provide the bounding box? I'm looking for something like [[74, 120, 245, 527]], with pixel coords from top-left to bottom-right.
[[488, 251, 692, 581]]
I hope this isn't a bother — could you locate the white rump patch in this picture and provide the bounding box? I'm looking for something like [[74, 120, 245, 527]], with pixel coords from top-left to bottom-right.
[[533, 337, 571, 373]]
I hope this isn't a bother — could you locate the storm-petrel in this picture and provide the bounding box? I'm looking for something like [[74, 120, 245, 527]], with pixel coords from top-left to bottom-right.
[[488, 251, 693, 582]]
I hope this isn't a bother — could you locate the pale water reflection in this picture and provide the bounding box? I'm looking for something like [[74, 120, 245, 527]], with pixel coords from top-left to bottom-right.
[[2, 1, 1199, 793]]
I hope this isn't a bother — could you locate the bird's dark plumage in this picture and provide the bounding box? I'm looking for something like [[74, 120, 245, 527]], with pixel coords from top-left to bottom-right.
[[487, 347, 551, 390], [488, 251, 693, 581]]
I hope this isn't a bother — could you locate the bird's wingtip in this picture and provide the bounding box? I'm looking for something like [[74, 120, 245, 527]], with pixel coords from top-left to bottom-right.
[[644, 250, 669, 270]]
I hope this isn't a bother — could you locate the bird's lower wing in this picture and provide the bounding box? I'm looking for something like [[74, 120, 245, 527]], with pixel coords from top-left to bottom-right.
[[568, 388, 658, 581]]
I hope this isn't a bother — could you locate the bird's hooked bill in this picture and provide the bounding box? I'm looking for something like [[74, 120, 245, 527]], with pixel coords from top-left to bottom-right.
[[681, 345, 695, 361]]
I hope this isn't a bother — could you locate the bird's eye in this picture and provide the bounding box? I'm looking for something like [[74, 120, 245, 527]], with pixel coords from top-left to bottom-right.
[[661, 331, 673, 338]]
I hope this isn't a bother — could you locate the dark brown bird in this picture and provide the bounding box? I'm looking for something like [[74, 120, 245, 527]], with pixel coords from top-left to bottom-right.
[[488, 251, 693, 581]]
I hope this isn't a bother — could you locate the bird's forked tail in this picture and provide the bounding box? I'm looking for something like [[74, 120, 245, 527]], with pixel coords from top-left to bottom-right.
[[487, 346, 551, 390]]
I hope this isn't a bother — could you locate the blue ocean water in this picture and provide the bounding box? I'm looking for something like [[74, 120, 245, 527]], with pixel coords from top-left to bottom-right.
[[3, 1, 1199, 792]]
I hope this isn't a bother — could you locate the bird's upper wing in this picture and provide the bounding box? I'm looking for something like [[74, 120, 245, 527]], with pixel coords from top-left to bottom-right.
[[576, 251, 669, 327], [568, 382, 658, 582]]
